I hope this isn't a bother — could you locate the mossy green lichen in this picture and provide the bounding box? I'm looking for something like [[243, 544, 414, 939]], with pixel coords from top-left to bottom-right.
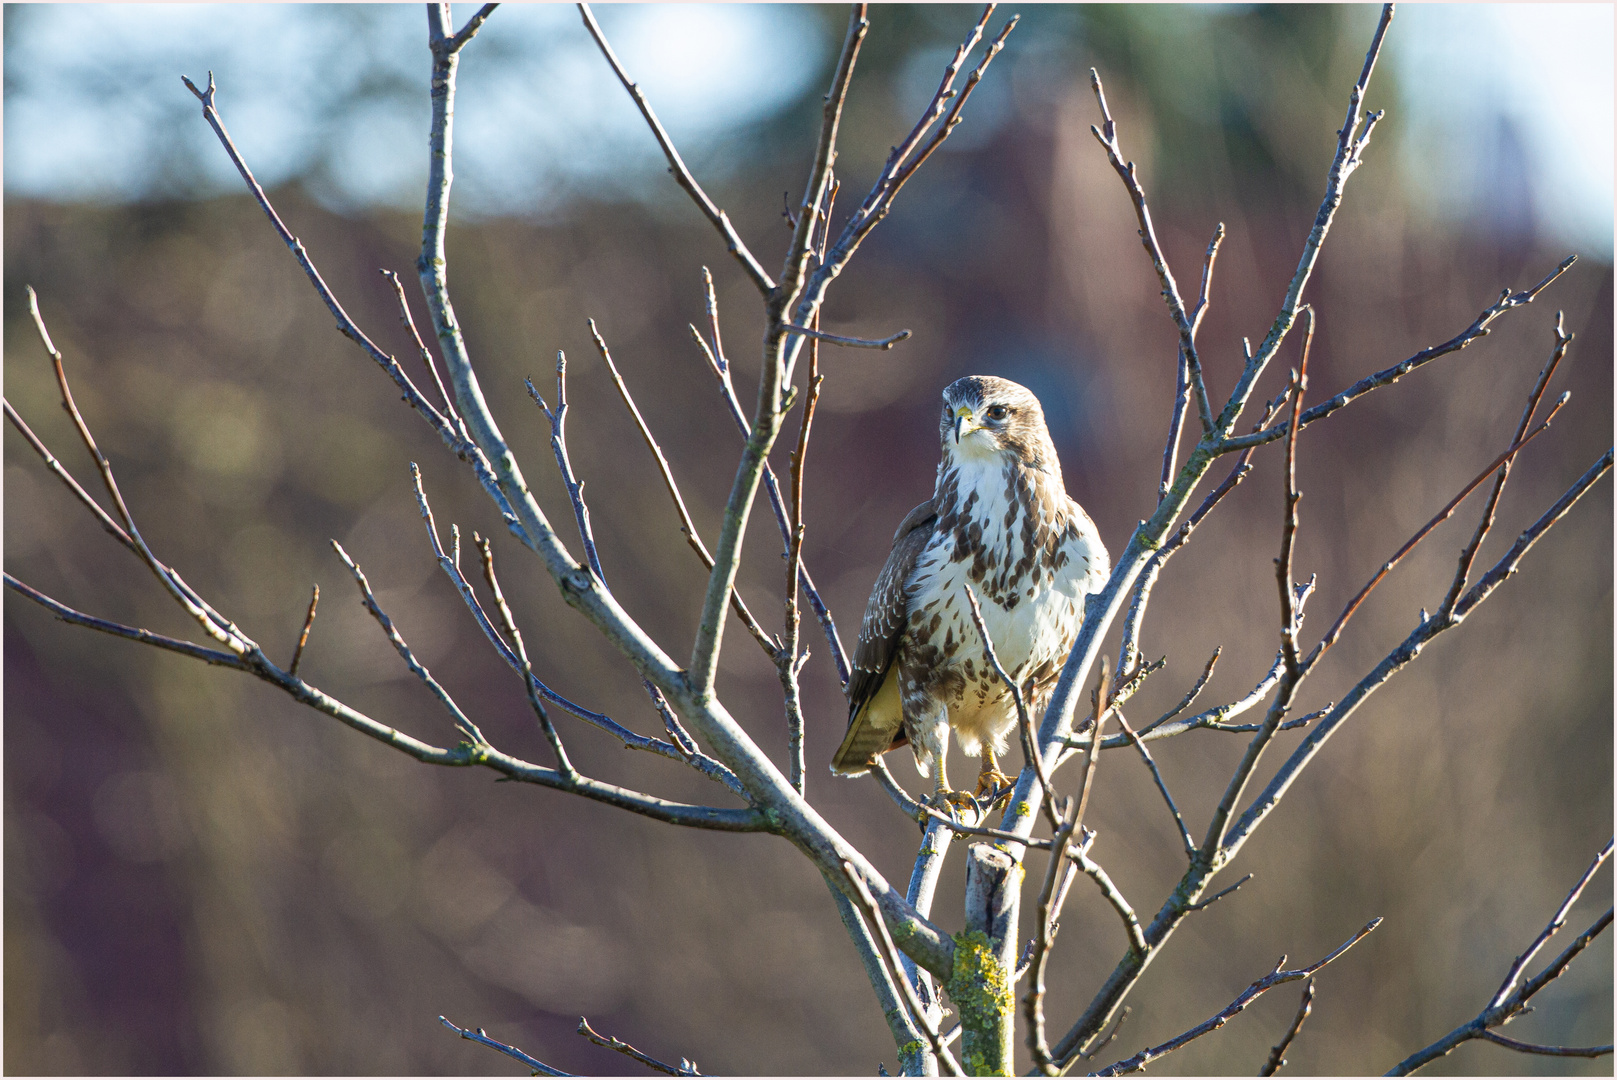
[[946, 929, 1014, 1075], [896, 1038, 926, 1069]]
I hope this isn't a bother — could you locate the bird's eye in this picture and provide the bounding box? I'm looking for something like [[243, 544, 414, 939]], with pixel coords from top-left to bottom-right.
[[986, 404, 1008, 421]]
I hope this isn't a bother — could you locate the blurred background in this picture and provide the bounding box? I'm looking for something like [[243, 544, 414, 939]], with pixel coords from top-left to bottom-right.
[[5, 4, 1611, 1075]]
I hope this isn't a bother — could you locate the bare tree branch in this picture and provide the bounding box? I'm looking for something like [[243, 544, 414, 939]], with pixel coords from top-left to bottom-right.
[[844, 862, 964, 1076], [1476, 1029, 1613, 1059], [1186, 873, 1253, 913], [783, 5, 1017, 385], [687, 282, 849, 682], [588, 318, 781, 658], [1388, 840, 1613, 1075], [1028, 798, 1080, 1074], [441, 1016, 571, 1076], [288, 584, 319, 677], [1089, 73, 1218, 436], [1221, 255, 1578, 454], [331, 539, 488, 746], [409, 466, 744, 796], [1224, 450, 1613, 861], [782, 323, 911, 350], [176, 73, 520, 538], [575, 3, 776, 295], [1094, 919, 1380, 1076], [1440, 310, 1573, 618], [1113, 711, 1196, 860], [578, 1016, 700, 1076], [1261, 978, 1316, 1075], [444, 3, 497, 54], [476, 534, 578, 781], [5, 574, 246, 669], [25, 285, 253, 655], [382, 268, 464, 436], [1209, 2, 1392, 439], [1159, 225, 1226, 501], [1305, 390, 1569, 670]]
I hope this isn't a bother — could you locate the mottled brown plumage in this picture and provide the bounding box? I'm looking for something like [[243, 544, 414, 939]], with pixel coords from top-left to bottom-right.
[[832, 376, 1109, 803]]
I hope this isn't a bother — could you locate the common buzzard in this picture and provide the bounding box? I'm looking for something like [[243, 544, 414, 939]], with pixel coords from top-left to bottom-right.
[[831, 376, 1110, 805]]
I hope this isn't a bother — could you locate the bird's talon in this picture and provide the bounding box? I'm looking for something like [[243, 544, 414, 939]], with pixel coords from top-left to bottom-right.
[[929, 789, 980, 817]]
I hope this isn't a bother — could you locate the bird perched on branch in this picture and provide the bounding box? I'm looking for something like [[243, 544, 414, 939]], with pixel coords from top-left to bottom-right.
[[831, 375, 1109, 807]]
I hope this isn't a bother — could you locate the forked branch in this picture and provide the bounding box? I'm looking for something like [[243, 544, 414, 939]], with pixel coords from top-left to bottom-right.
[[1094, 919, 1380, 1076], [1388, 840, 1613, 1074]]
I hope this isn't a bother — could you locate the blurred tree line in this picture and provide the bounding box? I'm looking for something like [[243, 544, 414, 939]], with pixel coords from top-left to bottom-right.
[[6, 5, 1609, 1074]]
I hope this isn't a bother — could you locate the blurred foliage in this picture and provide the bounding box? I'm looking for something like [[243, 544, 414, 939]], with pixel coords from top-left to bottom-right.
[[5, 4, 1612, 1076]]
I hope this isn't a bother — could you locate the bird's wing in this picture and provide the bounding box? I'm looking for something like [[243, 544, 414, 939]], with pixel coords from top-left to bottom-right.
[[832, 499, 936, 775]]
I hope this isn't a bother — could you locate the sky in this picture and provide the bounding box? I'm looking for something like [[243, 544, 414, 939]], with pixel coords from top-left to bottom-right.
[[3, 4, 1612, 258]]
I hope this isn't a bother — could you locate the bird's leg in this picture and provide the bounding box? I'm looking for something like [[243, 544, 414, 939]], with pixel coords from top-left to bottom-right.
[[927, 749, 978, 815], [974, 746, 1014, 803]]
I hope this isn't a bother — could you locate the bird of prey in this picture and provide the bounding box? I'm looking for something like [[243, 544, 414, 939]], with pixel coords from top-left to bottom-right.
[[831, 375, 1110, 806]]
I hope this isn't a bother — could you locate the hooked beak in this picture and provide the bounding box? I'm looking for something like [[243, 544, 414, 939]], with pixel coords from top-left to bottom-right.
[[953, 404, 975, 444]]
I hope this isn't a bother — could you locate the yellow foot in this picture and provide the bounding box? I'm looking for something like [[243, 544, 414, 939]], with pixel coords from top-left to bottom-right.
[[928, 788, 981, 817], [975, 766, 1015, 807], [975, 767, 1013, 796]]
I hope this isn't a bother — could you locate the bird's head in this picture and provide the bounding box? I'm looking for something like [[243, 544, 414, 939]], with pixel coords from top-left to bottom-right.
[[938, 375, 1056, 471]]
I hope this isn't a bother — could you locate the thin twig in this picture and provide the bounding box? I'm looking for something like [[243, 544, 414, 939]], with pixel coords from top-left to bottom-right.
[[1221, 255, 1579, 454], [785, 6, 1017, 384], [1451, 447, 1613, 621], [1113, 711, 1196, 860], [1439, 311, 1573, 619], [5, 574, 247, 669], [1199, 314, 1315, 868], [1158, 648, 1222, 731], [1278, 308, 1314, 681], [782, 323, 911, 350], [1095, 919, 1380, 1076], [1073, 655, 1114, 836], [1222, 451, 1613, 864], [530, 353, 606, 582], [871, 759, 1054, 849], [444, 3, 498, 54], [1070, 838, 1149, 957], [1305, 391, 1569, 670], [1118, 386, 1288, 678], [382, 268, 462, 432], [26, 286, 253, 655], [1208, 2, 1392, 439], [5, 399, 133, 549], [331, 539, 487, 746], [843, 862, 964, 1076], [1476, 1029, 1613, 1059], [1186, 873, 1252, 912], [1078, 1008, 1131, 1062], [176, 74, 516, 534], [1490, 839, 1613, 1010], [576, 4, 775, 295], [1090, 74, 1218, 436], [288, 584, 319, 677], [578, 1016, 700, 1076], [478, 534, 578, 780], [441, 1016, 571, 1076], [409, 466, 746, 796], [1261, 978, 1315, 1076], [1027, 798, 1080, 1074], [588, 318, 780, 657], [964, 584, 1059, 829], [690, 271, 850, 684], [1388, 839, 1613, 1075]]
